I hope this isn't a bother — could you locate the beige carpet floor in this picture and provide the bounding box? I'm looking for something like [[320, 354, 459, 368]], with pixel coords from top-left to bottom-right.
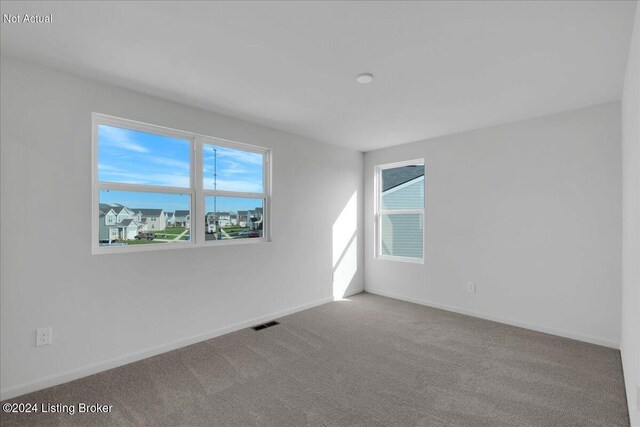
[[0, 292, 629, 426]]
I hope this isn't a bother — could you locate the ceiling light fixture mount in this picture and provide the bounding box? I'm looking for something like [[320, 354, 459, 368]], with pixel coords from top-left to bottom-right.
[[356, 73, 374, 84]]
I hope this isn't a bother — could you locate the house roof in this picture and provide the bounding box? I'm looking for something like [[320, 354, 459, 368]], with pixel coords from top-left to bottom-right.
[[99, 203, 129, 214], [174, 210, 190, 217], [382, 165, 424, 192], [131, 208, 163, 216], [104, 218, 138, 228], [99, 203, 115, 214]]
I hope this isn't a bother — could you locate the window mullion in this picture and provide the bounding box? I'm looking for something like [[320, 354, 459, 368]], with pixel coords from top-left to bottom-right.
[[96, 181, 194, 195], [193, 137, 202, 245], [199, 135, 268, 155], [203, 190, 266, 199], [380, 209, 424, 215]]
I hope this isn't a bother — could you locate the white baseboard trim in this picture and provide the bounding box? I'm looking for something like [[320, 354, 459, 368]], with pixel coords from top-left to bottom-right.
[[620, 342, 640, 426], [341, 287, 365, 299], [1, 296, 334, 401], [365, 288, 620, 349]]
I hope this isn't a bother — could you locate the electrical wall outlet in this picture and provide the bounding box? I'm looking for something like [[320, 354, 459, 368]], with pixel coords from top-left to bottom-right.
[[467, 282, 476, 293], [36, 327, 52, 346]]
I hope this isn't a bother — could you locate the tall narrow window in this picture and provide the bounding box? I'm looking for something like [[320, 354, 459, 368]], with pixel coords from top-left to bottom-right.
[[92, 114, 270, 254], [375, 160, 425, 262]]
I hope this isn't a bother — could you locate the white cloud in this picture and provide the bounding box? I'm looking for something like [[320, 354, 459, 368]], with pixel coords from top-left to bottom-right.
[[203, 145, 263, 166], [203, 177, 262, 193], [99, 125, 150, 153], [97, 163, 120, 172], [149, 157, 190, 171], [100, 167, 190, 188]]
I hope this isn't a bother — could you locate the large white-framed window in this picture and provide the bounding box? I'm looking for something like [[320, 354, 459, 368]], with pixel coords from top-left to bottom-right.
[[92, 113, 270, 254], [374, 159, 425, 263]]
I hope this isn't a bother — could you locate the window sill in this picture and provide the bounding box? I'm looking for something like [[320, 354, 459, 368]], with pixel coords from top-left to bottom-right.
[[92, 237, 271, 255], [374, 254, 424, 264]]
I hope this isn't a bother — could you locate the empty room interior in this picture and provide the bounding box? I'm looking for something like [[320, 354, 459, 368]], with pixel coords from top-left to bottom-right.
[[1, 1, 639, 426]]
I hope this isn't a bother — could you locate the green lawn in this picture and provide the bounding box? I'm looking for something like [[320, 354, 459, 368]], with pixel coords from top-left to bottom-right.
[[153, 227, 188, 239], [124, 239, 166, 245], [159, 227, 187, 235], [218, 226, 250, 238], [222, 226, 249, 232]]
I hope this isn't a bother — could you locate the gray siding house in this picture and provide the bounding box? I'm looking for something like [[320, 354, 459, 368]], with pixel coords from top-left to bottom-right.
[[99, 203, 144, 241], [174, 210, 190, 228], [132, 208, 166, 231]]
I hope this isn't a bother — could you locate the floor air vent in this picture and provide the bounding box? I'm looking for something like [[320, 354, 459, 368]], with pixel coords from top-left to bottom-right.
[[252, 321, 280, 331]]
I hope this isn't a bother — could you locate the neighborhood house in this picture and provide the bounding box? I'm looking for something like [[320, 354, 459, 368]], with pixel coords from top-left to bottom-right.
[[99, 202, 263, 244], [99, 203, 145, 242], [99, 204, 174, 243], [173, 210, 190, 228], [132, 208, 166, 230], [206, 207, 263, 233]]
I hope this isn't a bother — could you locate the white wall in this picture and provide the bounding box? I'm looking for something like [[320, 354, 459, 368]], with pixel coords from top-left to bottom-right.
[[364, 102, 622, 348], [621, 4, 640, 426], [0, 56, 364, 399]]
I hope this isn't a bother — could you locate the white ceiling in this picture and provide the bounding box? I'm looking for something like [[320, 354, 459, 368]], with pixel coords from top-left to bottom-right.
[[1, 1, 636, 151]]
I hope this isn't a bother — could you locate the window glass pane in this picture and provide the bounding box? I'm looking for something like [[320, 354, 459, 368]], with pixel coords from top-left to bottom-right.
[[98, 124, 191, 187], [381, 213, 423, 258], [203, 144, 263, 193], [205, 196, 264, 241], [98, 190, 190, 246], [381, 164, 424, 210]]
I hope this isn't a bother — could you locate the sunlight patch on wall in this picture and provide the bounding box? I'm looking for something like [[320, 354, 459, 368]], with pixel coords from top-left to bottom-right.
[[333, 235, 358, 300], [333, 192, 357, 267], [332, 191, 358, 299]]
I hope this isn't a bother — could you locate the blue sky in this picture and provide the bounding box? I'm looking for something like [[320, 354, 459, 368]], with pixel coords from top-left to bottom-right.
[[100, 192, 262, 214], [100, 190, 190, 212], [98, 125, 191, 187], [203, 144, 263, 193], [99, 125, 263, 213], [205, 197, 263, 214]]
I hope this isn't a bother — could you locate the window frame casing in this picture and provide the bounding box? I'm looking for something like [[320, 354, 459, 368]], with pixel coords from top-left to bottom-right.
[[92, 113, 271, 255], [374, 158, 425, 264]]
